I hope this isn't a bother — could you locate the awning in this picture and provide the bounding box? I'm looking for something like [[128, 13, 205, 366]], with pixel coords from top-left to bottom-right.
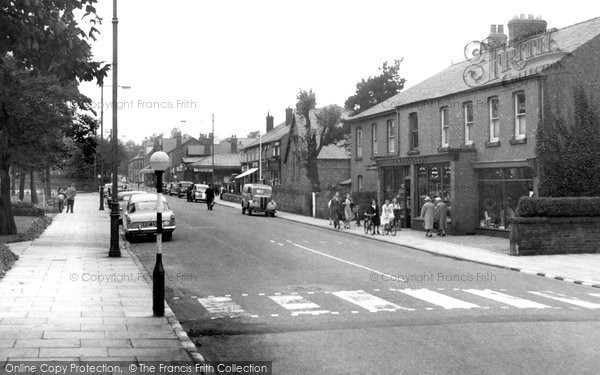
[[234, 167, 258, 179], [138, 167, 154, 174], [338, 178, 352, 186]]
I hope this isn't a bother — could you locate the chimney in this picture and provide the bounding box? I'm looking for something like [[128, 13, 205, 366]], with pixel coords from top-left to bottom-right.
[[230, 135, 238, 154], [485, 24, 507, 49], [285, 107, 294, 125], [507, 14, 547, 43], [266, 112, 274, 133], [176, 131, 182, 150]]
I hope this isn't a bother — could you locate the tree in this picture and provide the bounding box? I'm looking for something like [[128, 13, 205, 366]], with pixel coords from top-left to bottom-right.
[[345, 59, 406, 115], [294, 89, 346, 192], [0, 1, 107, 235], [537, 86, 600, 197], [247, 130, 260, 139]]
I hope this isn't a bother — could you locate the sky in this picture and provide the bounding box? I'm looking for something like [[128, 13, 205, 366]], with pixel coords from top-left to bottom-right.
[[78, 0, 600, 143]]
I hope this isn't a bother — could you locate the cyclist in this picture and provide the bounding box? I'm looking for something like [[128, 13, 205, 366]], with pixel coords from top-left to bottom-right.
[[365, 199, 380, 235]]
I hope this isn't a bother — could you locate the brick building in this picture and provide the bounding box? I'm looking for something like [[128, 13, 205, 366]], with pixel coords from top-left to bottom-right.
[[346, 15, 600, 236]]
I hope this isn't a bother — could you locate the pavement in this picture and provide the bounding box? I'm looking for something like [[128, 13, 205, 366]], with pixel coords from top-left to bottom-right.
[[216, 197, 600, 288], [0, 194, 201, 363]]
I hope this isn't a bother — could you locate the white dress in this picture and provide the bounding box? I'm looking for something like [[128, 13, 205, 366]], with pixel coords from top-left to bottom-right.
[[381, 204, 395, 226]]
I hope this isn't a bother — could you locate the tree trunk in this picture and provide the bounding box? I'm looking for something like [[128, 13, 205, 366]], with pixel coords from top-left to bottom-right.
[[306, 157, 321, 193], [18, 171, 25, 201], [45, 167, 51, 197], [10, 168, 15, 196], [30, 170, 38, 205], [0, 155, 17, 235]]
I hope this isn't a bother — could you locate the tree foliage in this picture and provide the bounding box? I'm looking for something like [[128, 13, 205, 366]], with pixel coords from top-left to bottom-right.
[[345, 59, 406, 115], [537, 86, 600, 197], [294, 89, 345, 192]]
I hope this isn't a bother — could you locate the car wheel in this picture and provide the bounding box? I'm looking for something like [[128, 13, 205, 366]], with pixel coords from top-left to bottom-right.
[[242, 205, 246, 214], [270, 212, 275, 217], [163, 232, 172, 241], [125, 232, 134, 242], [247, 204, 252, 215], [264, 212, 269, 216]]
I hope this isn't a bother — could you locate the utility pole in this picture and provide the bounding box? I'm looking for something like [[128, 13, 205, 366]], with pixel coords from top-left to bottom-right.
[[211, 114, 215, 184]]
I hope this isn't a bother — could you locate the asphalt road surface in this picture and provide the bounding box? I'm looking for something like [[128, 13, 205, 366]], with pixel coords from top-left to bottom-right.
[[128, 195, 600, 375]]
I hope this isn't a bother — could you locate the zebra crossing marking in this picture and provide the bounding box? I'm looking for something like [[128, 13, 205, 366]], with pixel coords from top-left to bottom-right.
[[197, 296, 248, 319], [588, 293, 600, 298], [528, 291, 600, 309], [268, 295, 330, 316], [463, 289, 552, 309], [332, 290, 414, 312], [398, 288, 481, 309]]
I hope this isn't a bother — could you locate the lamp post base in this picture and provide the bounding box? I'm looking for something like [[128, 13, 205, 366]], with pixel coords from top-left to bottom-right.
[[108, 202, 121, 257], [153, 253, 165, 317]]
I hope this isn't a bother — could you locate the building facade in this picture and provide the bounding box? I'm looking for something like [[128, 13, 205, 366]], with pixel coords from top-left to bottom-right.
[[347, 16, 600, 236]]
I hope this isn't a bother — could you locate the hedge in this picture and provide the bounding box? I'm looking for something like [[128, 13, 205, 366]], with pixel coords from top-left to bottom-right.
[[516, 197, 600, 217], [11, 201, 45, 216], [0, 243, 19, 279]]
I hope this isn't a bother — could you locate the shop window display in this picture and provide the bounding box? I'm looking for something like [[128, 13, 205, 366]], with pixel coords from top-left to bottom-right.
[[478, 167, 533, 229], [416, 163, 451, 214]]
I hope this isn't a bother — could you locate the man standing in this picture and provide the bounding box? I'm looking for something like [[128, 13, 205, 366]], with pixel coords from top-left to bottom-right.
[[205, 184, 215, 211], [65, 183, 77, 213]]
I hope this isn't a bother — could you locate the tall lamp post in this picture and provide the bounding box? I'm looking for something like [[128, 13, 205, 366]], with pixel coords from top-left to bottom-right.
[[258, 133, 262, 183], [150, 151, 169, 317], [108, 0, 121, 257]]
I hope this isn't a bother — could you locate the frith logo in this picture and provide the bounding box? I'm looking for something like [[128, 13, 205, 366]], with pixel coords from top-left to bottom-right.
[[462, 31, 567, 87]]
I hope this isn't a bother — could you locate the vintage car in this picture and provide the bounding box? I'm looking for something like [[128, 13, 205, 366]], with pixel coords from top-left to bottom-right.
[[173, 181, 193, 198], [115, 191, 146, 224], [104, 183, 129, 204], [190, 184, 209, 202], [241, 183, 276, 216], [123, 193, 176, 241]]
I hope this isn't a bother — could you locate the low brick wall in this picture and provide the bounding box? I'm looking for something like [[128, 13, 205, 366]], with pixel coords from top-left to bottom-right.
[[221, 193, 242, 204], [272, 187, 312, 216], [510, 216, 600, 255]]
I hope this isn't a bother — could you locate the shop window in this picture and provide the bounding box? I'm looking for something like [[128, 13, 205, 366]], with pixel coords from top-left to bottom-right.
[[514, 92, 526, 139], [371, 123, 378, 156], [409, 113, 419, 149], [416, 162, 451, 214], [356, 127, 363, 159], [489, 97, 500, 142], [441, 107, 449, 147], [478, 167, 534, 230], [464, 102, 473, 145], [386, 119, 395, 154]]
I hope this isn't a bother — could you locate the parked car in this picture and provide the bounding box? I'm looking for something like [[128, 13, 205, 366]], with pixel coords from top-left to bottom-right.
[[241, 183, 277, 216], [115, 191, 146, 224], [174, 181, 193, 198], [191, 184, 209, 202], [123, 193, 175, 241], [167, 182, 177, 196], [105, 183, 129, 205]]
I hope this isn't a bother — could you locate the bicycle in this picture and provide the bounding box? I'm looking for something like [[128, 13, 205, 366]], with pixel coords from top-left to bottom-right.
[[383, 219, 397, 236], [363, 213, 375, 234]]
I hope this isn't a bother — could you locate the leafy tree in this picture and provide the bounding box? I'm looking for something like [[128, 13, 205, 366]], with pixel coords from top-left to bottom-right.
[[294, 89, 346, 192], [537, 86, 600, 197], [247, 130, 260, 139], [345, 59, 406, 115], [0, 1, 106, 235]]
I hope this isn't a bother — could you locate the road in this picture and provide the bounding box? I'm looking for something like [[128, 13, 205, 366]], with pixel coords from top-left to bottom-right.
[[128, 195, 600, 375]]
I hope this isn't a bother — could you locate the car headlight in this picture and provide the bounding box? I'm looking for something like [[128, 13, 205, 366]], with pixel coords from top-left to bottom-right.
[[162, 220, 171, 226]]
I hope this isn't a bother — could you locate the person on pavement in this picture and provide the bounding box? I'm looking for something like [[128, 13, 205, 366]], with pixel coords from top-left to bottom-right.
[[57, 187, 65, 213], [391, 197, 402, 231], [205, 184, 215, 210], [434, 197, 449, 236], [420, 196, 435, 237], [330, 192, 342, 230], [365, 199, 380, 235], [381, 199, 395, 234], [343, 193, 353, 229], [65, 183, 76, 213]]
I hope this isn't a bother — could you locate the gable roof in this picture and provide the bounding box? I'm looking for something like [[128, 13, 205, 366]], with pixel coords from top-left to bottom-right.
[[317, 144, 350, 159], [187, 144, 206, 156], [190, 153, 242, 167], [348, 16, 600, 121], [244, 122, 290, 149]]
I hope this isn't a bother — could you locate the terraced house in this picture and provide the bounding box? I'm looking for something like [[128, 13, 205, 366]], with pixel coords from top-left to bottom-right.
[[345, 15, 600, 236]]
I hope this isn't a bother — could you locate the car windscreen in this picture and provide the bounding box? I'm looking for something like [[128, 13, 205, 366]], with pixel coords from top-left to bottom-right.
[[133, 201, 170, 211], [253, 188, 272, 195]]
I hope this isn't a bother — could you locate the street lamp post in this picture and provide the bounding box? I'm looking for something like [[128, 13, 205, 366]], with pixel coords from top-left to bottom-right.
[[108, 0, 120, 257], [258, 133, 262, 183], [150, 151, 170, 317]]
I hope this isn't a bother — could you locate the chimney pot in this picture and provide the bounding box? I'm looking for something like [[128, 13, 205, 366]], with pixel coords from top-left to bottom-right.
[[490, 24, 496, 33], [285, 107, 294, 125], [498, 25, 504, 33], [266, 113, 274, 132]]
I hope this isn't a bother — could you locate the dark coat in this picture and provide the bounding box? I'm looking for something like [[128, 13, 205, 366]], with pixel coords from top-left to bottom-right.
[[366, 205, 380, 226], [205, 187, 215, 202], [330, 198, 342, 219]]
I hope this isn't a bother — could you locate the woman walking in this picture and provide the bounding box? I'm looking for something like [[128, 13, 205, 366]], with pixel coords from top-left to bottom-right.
[[380, 199, 395, 234], [343, 193, 353, 229], [365, 199, 381, 235], [391, 197, 402, 231], [420, 196, 435, 237], [330, 192, 343, 230], [434, 197, 449, 236]]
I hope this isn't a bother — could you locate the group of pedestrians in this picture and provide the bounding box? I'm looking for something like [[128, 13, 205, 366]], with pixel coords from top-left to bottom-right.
[[328, 192, 358, 230], [328, 193, 403, 235], [56, 183, 77, 213], [420, 196, 450, 237]]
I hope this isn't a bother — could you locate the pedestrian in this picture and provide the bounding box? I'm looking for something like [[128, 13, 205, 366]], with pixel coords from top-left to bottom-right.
[[205, 184, 215, 210], [365, 199, 380, 235], [330, 192, 342, 230], [57, 187, 65, 213], [328, 196, 333, 225], [391, 197, 402, 231], [434, 197, 449, 236], [65, 183, 77, 213], [380, 199, 395, 234], [420, 196, 435, 237], [343, 193, 353, 229], [353, 201, 361, 227]]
